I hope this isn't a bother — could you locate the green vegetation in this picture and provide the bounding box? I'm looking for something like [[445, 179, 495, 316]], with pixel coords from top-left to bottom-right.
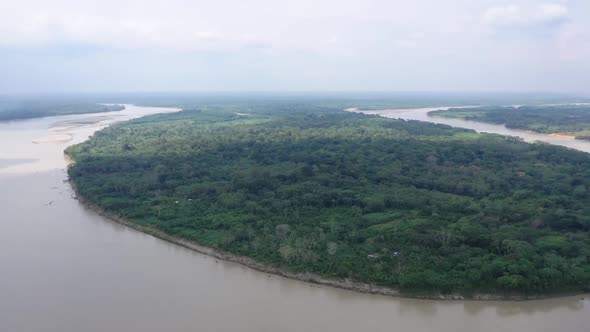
[[432, 105, 590, 140], [0, 99, 124, 121], [67, 103, 590, 297]]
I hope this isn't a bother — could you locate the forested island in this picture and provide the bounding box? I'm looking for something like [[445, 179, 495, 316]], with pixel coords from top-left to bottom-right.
[[66, 103, 590, 298], [0, 100, 124, 121], [431, 105, 590, 140]]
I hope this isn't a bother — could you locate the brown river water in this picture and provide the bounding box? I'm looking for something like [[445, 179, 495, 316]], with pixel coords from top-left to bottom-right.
[[1, 105, 589, 332]]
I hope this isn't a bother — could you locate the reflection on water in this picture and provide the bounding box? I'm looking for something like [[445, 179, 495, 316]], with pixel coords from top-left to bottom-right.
[[0, 105, 589, 332]]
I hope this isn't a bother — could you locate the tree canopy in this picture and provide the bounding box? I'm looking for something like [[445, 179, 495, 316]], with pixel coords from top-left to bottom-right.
[[67, 103, 590, 296]]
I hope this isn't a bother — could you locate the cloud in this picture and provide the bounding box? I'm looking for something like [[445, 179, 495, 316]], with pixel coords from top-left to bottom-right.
[[484, 3, 569, 28], [394, 32, 426, 49], [557, 22, 590, 61], [537, 3, 569, 23], [484, 5, 522, 27], [0, 1, 284, 51], [0, 15, 258, 51], [0, 0, 589, 94]]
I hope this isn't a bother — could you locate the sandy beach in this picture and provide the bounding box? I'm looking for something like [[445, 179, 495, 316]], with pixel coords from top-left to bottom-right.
[[32, 134, 73, 144], [550, 133, 577, 140]]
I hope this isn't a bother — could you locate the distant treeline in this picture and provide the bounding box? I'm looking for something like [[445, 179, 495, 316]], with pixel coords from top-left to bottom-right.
[[432, 105, 590, 140], [0, 100, 124, 121], [67, 102, 590, 297]]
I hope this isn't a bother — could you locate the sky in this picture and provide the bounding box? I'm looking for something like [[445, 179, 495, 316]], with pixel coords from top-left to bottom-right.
[[0, 0, 589, 94]]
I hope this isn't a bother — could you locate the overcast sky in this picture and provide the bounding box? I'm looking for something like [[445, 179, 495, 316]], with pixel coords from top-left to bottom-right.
[[1, 0, 589, 94]]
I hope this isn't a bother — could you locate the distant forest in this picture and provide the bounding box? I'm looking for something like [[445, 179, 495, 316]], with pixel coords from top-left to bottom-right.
[[431, 105, 590, 140], [67, 102, 590, 297], [0, 99, 124, 121]]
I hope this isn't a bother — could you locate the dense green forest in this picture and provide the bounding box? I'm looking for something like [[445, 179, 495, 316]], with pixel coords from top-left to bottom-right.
[[0, 99, 124, 121], [1, 92, 584, 121], [67, 103, 590, 296], [431, 105, 590, 140]]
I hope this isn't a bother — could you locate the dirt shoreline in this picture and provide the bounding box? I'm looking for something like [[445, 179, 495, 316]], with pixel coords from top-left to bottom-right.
[[66, 175, 585, 302]]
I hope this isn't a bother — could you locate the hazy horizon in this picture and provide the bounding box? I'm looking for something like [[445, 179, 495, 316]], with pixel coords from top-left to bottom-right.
[[1, 0, 590, 94]]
